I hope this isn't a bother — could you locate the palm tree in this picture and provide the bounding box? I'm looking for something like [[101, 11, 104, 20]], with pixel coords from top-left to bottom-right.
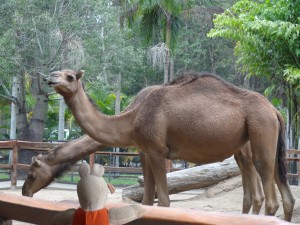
[[130, 0, 216, 83], [133, 0, 183, 83]]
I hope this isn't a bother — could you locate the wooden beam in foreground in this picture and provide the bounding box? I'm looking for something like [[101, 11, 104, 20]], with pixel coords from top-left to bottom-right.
[[0, 192, 293, 225]]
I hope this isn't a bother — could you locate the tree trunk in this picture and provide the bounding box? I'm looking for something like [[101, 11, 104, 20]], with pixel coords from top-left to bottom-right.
[[122, 157, 240, 202], [114, 73, 121, 167], [169, 57, 175, 81], [9, 76, 18, 140], [164, 15, 171, 84], [58, 97, 66, 141], [27, 73, 49, 141], [164, 50, 170, 84], [16, 74, 29, 140], [209, 45, 216, 74], [17, 72, 49, 178]]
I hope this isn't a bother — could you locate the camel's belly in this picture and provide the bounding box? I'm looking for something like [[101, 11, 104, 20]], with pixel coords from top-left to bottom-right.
[[166, 120, 248, 164], [167, 144, 242, 164]]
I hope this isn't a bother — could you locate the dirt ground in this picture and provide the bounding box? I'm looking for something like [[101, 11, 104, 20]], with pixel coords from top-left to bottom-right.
[[3, 176, 300, 224]]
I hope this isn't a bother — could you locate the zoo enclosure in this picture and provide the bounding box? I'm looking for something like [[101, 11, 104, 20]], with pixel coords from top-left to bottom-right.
[[0, 140, 299, 189]]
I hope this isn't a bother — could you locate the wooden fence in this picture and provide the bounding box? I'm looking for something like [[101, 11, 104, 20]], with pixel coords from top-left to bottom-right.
[[0, 140, 63, 189], [286, 149, 300, 183], [0, 140, 300, 189], [0, 140, 144, 189], [0, 192, 293, 225]]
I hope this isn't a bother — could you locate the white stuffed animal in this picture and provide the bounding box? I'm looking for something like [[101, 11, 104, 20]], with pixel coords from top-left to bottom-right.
[[51, 162, 144, 225]]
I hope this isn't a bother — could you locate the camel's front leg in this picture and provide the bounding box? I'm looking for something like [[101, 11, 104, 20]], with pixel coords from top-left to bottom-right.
[[234, 151, 252, 213], [147, 152, 170, 207], [140, 152, 155, 205]]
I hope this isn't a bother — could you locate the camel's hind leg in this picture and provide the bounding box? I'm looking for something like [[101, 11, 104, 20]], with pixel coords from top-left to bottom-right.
[[274, 111, 295, 221], [250, 113, 295, 221], [249, 133, 279, 216], [275, 172, 295, 221]]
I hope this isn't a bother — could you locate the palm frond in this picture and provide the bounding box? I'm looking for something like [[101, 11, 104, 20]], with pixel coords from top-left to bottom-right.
[[140, 4, 162, 44], [170, 15, 181, 52]]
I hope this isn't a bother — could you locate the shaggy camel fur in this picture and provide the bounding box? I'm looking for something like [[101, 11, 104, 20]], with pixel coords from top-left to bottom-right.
[[45, 70, 294, 220]]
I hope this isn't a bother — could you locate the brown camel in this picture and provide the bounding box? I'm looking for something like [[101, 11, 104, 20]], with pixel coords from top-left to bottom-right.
[[23, 79, 264, 215], [44, 69, 294, 220], [24, 83, 263, 215]]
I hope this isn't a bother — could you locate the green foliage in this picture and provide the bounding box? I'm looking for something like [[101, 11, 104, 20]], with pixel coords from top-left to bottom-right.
[[208, 0, 300, 83], [176, 4, 236, 79], [284, 66, 300, 88], [86, 84, 132, 115]]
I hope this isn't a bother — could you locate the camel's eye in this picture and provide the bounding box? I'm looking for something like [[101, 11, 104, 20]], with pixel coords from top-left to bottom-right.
[[28, 172, 36, 180], [67, 75, 75, 81]]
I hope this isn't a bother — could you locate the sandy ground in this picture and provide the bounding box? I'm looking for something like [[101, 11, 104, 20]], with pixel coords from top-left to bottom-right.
[[2, 176, 300, 224]]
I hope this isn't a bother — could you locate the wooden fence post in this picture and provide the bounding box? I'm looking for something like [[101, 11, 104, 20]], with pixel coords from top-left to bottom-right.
[[89, 153, 95, 169], [10, 141, 18, 190]]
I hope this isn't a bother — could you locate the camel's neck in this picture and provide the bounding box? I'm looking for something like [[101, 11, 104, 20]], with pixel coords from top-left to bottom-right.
[[64, 83, 134, 147], [46, 136, 104, 164]]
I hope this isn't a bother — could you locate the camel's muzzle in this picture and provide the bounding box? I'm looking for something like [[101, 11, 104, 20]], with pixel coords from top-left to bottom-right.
[[44, 75, 60, 86]]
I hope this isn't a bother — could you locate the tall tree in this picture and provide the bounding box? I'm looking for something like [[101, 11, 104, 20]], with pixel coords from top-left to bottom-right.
[[130, 0, 184, 83], [0, 0, 99, 141]]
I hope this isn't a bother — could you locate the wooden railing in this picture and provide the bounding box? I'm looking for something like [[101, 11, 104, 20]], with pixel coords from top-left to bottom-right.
[[0, 140, 64, 189], [0, 192, 293, 225], [0, 140, 300, 189], [286, 149, 300, 184], [0, 140, 143, 189]]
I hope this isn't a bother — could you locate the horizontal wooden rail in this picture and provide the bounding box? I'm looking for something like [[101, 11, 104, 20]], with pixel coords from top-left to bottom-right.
[[287, 157, 300, 162], [104, 166, 142, 173], [0, 192, 293, 225], [95, 151, 139, 156], [0, 140, 63, 150], [0, 164, 30, 170], [287, 149, 300, 155], [287, 173, 299, 178], [0, 140, 299, 188]]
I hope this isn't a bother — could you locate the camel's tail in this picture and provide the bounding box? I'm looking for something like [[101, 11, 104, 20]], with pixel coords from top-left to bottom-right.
[[277, 111, 288, 183]]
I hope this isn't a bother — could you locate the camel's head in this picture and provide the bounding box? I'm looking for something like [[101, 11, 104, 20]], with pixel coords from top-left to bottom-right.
[[22, 155, 54, 197], [46, 70, 84, 97]]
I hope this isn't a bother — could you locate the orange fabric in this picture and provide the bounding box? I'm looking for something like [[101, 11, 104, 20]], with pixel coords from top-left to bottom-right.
[[72, 208, 109, 225]]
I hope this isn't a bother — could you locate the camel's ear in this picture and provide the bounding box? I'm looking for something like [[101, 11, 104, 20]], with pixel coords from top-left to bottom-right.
[[32, 157, 41, 167], [76, 70, 84, 80]]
